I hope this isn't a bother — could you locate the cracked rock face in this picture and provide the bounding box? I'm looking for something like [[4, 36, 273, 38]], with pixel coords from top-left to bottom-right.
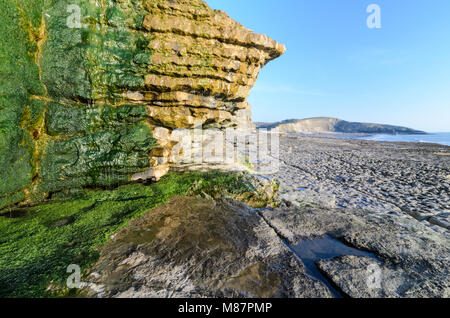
[[261, 204, 450, 298], [0, 0, 285, 210], [316, 255, 447, 298], [80, 196, 331, 298]]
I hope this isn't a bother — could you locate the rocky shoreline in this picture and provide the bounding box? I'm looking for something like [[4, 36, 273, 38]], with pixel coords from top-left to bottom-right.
[[78, 135, 449, 298], [274, 134, 450, 235], [263, 134, 449, 297], [3, 0, 447, 299]]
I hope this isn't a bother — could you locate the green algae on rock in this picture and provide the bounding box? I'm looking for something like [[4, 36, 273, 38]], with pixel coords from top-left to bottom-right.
[[1, 0, 158, 209], [0, 0, 285, 209], [0, 0, 46, 210], [0, 171, 278, 297]]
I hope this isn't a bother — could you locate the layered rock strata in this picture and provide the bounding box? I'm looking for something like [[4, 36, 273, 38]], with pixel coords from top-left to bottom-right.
[[0, 0, 285, 209]]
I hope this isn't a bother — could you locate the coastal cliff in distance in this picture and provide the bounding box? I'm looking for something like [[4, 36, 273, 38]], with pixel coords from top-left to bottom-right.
[[256, 117, 426, 134]]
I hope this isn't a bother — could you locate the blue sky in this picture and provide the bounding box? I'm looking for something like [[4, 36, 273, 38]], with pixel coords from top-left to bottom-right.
[[205, 0, 450, 132]]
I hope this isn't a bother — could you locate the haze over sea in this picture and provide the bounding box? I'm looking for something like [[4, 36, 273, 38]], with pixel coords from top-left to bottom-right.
[[345, 132, 450, 146]]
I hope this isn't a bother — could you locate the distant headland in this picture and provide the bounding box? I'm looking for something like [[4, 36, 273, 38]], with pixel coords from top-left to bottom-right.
[[255, 117, 426, 135]]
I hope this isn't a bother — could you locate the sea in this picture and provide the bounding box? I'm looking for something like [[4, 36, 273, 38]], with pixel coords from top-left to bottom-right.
[[339, 132, 450, 147]]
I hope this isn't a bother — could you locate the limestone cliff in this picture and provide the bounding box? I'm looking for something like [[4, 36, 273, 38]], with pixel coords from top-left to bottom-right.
[[0, 0, 285, 210]]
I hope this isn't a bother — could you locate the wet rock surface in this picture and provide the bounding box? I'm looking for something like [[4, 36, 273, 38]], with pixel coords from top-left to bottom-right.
[[259, 134, 450, 297], [261, 203, 449, 297], [80, 196, 331, 298], [316, 255, 447, 298]]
